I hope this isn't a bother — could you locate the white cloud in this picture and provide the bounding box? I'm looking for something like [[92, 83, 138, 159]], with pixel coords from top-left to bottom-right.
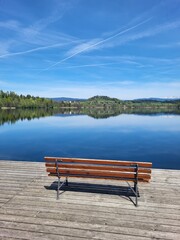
[[0, 0, 79, 57], [96, 20, 180, 51], [148, 42, 180, 48], [66, 39, 101, 56], [42, 18, 152, 71], [0, 20, 20, 31], [1, 76, 179, 99], [61, 62, 116, 69], [0, 42, 70, 59], [0, 22, 79, 58], [0, 80, 10, 88], [120, 20, 180, 44], [41, 17, 180, 72], [146, 81, 180, 88], [0, 41, 11, 55], [19, 79, 179, 99]]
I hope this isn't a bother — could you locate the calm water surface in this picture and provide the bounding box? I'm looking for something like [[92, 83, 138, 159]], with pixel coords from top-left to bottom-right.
[[0, 110, 180, 169]]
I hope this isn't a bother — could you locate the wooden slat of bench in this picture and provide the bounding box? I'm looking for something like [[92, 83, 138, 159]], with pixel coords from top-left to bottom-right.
[[45, 157, 152, 168], [45, 163, 151, 174], [46, 168, 151, 180], [48, 173, 150, 182]]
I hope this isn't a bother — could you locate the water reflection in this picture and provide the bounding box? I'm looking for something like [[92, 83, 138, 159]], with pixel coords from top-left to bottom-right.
[[0, 108, 180, 169], [0, 108, 56, 126], [0, 108, 180, 125]]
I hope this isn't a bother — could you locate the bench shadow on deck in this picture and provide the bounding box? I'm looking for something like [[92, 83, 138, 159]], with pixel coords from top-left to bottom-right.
[[44, 181, 139, 205]]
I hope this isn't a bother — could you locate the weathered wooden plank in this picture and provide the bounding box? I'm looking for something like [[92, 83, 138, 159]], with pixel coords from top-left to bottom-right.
[[45, 157, 152, 168], [47, 168, 151, 180], [4, 199, 180, 216], [17, 182, 180, 195], [46, 163, 151, 173], [0, 208, 39, 217], [0, 228, 91, 240], [13, 189, 180, 204], [2, 202, 180, 220], [10, 195, 180, 210], [0, 214, 179, 238], [0, 220, 179, 240], [0, 160, 179, 240], [34, 210, 180, 226], [2, 200, 179, 227]]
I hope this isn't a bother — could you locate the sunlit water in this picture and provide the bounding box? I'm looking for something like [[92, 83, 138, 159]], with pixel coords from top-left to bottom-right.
[[0, 111, 180, 169]]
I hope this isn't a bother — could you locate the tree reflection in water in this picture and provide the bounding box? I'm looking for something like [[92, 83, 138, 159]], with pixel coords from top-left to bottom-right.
[[0, 108, 180, 126]]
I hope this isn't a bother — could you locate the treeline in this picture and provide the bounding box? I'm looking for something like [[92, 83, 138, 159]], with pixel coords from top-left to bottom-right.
[[0, 91, 54, 108], [1, 91, 180, 110]]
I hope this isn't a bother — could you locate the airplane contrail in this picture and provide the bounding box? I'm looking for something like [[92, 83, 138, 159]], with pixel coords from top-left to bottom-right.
[[0, 43, 68, 58], [41, 18, 152, 72], [60, 62, 116, 69]]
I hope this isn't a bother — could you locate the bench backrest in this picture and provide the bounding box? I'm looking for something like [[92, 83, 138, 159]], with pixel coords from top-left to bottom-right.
[[45, 157, 152, 182]]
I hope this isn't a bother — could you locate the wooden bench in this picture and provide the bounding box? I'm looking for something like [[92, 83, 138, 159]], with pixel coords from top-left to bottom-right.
[[44, 157, 152, 206]]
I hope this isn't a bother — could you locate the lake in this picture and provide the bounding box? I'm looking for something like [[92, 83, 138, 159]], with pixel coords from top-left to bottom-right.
[[0, 109, 180, 169]]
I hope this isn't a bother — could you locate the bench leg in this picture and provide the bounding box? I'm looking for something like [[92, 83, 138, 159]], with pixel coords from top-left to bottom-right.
[[126, 181, 138, 207], [134, 182, 138, 207], [57, 177, 68, 200], [66, 177, 68, 186], [57, 177, 60, 200]]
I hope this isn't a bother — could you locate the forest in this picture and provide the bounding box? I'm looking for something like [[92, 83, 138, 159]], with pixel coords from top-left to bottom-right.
[[77, 95, 180, 110], [0, 90, 54, 108], [0, 90, 180, 110]]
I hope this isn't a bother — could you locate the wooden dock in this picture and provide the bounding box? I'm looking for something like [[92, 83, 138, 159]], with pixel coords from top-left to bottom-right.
[[0, 160, 179, 240]]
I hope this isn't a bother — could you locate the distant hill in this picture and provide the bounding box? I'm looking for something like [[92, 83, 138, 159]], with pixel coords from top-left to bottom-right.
[[87, 96, 180, 103], [88, 95, 121, 102], [50, 97, 87, 102], [82, 95, 123, 107], [133, 98, 180, 102], [50, 96, 180, 103]]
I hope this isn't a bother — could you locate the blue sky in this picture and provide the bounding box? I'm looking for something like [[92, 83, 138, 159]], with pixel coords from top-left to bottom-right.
[[0, 0, 180, 99]]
